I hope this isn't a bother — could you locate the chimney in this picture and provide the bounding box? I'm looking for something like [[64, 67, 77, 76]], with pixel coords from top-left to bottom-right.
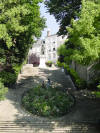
[[47, 29, 51, 37]]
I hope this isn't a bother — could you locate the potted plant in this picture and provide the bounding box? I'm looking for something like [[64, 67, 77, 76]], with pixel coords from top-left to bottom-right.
[[45, 61, 52, 67]]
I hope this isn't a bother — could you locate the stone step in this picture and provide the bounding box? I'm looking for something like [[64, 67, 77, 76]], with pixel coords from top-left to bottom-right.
[[0, 121, 98, 133]]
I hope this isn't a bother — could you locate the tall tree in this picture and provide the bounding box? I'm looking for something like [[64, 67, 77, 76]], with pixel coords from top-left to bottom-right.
[[45, 0, 81, 35], [58, 0, 100, 65], [0, 0, 45, 85]]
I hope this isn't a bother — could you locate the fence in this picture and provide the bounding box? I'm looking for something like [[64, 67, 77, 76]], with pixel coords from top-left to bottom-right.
[[70, 61, 99, 82]]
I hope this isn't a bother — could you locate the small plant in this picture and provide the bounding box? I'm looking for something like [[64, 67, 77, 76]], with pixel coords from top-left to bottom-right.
[[45, 61, 52, 67]]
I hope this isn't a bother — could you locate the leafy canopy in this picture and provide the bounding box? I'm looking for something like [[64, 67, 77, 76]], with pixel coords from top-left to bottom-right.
[[58, 0, 100, 65], [45, 0, 81, 35], [0, 0, 45, 66], [0, 0, 45, 85]]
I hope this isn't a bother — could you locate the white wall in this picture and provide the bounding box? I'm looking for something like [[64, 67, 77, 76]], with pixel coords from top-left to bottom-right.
[[28, 34, 67, 64]]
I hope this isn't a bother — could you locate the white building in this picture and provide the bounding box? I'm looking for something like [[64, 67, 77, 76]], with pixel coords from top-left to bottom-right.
[[28, 30, 67, 66]]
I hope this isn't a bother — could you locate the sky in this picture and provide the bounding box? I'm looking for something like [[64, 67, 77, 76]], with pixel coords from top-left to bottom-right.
[[40, 3, 59, 39]]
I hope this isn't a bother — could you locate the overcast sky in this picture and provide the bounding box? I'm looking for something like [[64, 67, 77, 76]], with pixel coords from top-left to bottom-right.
[[40, 3, 59, 39]]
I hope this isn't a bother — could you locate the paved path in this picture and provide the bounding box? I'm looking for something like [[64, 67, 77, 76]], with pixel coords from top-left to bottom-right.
[[0, 65, 100, 133]]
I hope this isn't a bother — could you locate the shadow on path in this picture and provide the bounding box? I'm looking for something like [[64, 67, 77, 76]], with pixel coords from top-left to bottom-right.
[[1, 67, 100, 132]]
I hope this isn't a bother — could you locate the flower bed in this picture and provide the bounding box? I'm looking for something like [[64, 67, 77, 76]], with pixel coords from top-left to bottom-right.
[[22, 85, 74, 117]]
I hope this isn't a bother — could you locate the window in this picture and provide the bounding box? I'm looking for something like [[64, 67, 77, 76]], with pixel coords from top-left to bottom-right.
[[49, 54, 51, 59], [62, 35, 65, 39], [41, 45, 45, 55], [48, 47, 51, 52], [43, 40, 45, 44], [53, 48, 56, 51], [53, 53, 56, 58]]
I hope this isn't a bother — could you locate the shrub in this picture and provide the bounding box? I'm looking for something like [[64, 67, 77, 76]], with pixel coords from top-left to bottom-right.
[[0, 71, 17, 87], [87, 76, 100, 90], [45, 61, 52, 67], [91, 81, 100, 98], [0, 79, 8, 100], [29, 53, 40, 66], [97, 84, 100, 90], [22, 85, 74, 117], [57, 61, 63, 67], [63, 64, 87, 89], [33, 61, 40, 67], [12, 64, 22, 75]]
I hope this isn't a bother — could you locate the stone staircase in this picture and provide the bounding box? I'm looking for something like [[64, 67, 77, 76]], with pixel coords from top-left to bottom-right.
[[0, 121, 99, 133]]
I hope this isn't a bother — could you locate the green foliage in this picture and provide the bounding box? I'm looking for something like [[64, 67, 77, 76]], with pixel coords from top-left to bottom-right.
[[87, 75, 100, 90], [57, 44, 66, 56], [57, 61, 63, 67], [59, 0, 100, 65], [97, 84, 100, 90], [45, 61, 52, 67], [0, 71, 17, 87], [92, 91, 100, 98], [22, 85, 74, 117], [0, 0, 45, 85], [0, 79, 8, 100], [63, 63, 87, 89], [12, 64, 22, 76], [45, 0, 81, 35], [90, 76, 100, 98]]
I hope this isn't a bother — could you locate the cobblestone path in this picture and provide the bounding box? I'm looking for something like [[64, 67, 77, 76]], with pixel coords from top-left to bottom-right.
[[0, 64, 100, 133]]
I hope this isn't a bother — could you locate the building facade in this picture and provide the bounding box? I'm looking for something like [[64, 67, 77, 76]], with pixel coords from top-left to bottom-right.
[[28, 31, 67, 65]]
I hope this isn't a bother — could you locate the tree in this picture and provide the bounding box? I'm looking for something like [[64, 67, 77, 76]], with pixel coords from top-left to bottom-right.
[[29, 53, 40, 66], [58, 0, 100, 66], [0, 0, 45, 86], [45, 0, 81, 35]]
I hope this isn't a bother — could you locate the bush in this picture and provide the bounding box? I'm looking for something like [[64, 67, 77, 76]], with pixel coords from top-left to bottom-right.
[[63, 64, 87, 89], [29, 53, 40, 66], [13, 64, 22, 75], [90, 80, 100, 98], [87, 76, 100, 90], [45, 61, 52, 67], [97, 84, 100, 90], [22, 85, 74, 117], [57, 61, 63, 67], [0, 79, 8, 100], [0, 71, 17, 87], [33, 61, 40, 67]]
